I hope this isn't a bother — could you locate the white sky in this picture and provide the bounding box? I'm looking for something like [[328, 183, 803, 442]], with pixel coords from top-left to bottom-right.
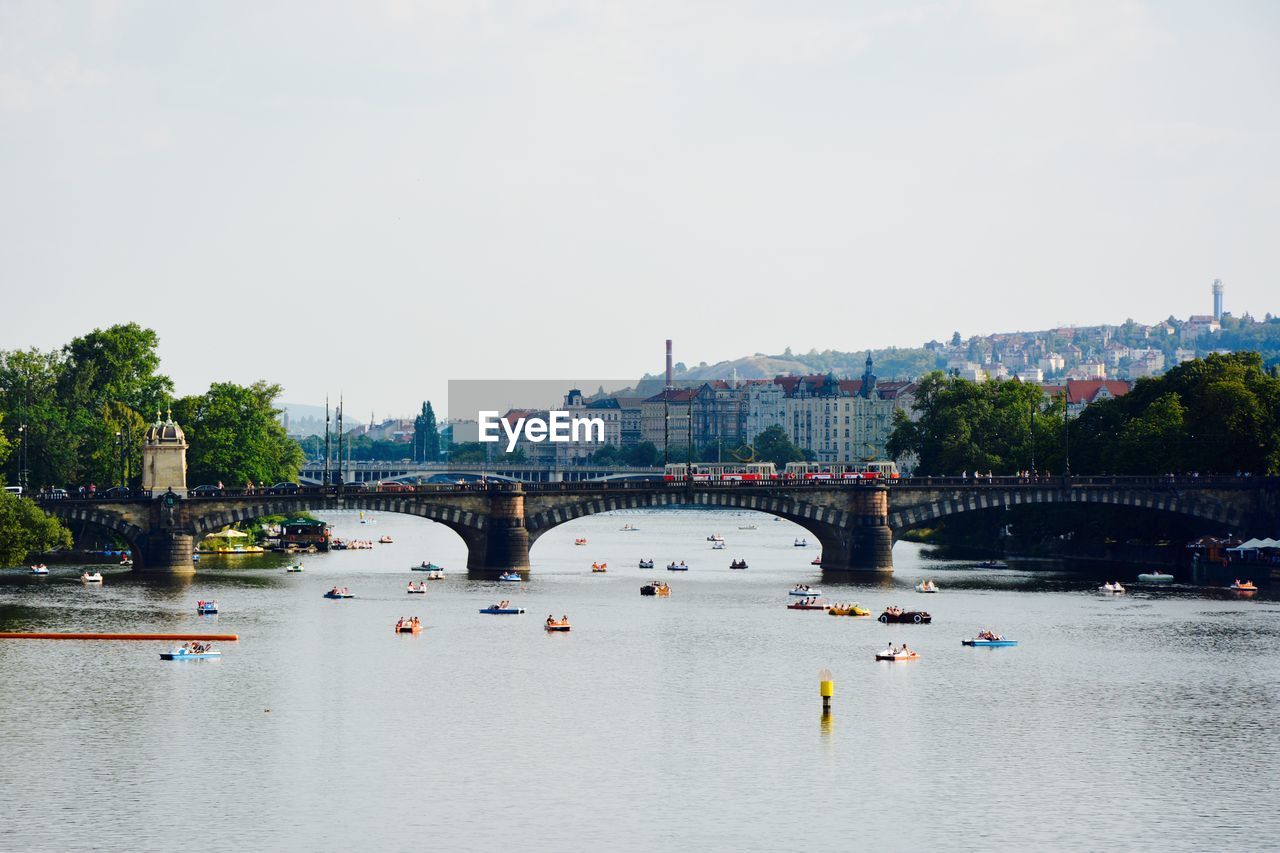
[[2, 1, 1277, 419]]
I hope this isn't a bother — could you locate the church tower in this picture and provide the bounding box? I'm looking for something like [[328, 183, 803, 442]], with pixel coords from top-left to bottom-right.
[[141, 409, 188, 497], [859, 352, 878, 399]]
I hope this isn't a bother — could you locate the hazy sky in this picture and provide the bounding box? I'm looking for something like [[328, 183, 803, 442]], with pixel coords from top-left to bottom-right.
[[2, 1, 1277, 419]]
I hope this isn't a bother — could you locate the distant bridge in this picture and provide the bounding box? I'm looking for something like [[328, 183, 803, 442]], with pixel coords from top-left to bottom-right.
[[297, 461, 664, 485], [35, 476, 1279, 575]]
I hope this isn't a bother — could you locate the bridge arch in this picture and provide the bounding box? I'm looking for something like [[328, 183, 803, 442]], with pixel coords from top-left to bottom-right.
[[524, 491, 861, 538], [41, 504, 147, 554], [186, 495, 491, 557], [887, 486, 1244, 540]]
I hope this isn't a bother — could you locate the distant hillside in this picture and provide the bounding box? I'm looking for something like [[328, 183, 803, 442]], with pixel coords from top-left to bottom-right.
[[641, 347, 941, 386]]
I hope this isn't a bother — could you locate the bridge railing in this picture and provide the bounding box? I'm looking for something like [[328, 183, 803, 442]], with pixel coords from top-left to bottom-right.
[[30, 474, 1276, 505]]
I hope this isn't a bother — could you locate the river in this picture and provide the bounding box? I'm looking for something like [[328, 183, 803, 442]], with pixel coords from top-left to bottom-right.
[[1, 508, 1277, 852]]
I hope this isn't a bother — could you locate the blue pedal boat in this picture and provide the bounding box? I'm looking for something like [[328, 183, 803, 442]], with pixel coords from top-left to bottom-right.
[[196, 601, 219, 614], [666, 563, 689, 571], [497, 572, 522, 582], [962, 638, 1018, 647], [479, 606, 526, 615], [323, 590, 356, 599], [160, 648, 222, 660]]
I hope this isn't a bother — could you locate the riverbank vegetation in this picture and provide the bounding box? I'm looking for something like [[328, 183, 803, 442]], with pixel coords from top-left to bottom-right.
[[0, 324, 302, 489], [889, 352, 1280, 476]]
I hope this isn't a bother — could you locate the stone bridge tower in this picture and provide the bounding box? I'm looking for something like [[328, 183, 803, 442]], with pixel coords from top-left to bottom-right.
[[142, 409, 188, 498]]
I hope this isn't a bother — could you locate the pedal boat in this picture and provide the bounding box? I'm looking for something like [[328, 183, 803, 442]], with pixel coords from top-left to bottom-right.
[[480, 605, 525, 614], [161, 647, 221, 660]]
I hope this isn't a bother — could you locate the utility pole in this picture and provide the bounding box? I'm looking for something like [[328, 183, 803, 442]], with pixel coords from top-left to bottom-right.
[[323, 397, 331, 487], [337, 396, 345, 485]]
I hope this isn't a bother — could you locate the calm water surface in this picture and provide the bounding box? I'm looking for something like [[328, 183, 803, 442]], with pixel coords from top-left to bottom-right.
[[2, 509, 1277, 852]]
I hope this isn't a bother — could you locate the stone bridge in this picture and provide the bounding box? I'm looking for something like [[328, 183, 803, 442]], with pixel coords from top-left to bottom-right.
[[34, 476, 1279, 575]]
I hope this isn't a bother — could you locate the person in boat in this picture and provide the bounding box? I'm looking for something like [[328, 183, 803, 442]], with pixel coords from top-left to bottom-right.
[[901, 644, 910, 655], [547, 614, 555, 625]]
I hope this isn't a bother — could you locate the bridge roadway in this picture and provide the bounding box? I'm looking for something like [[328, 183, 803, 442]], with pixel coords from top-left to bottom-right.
[[34, 475, 1279, 575]]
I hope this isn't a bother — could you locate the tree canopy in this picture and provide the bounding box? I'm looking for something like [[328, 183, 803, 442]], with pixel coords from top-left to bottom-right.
[[414, 402, 440, 462], [0, 325, 172, 489], [0, 490, 71, 566], [751, 425, 809, 466], [172, 381, 304, 486], [1070, 352, 1280, 474], [886, 372, 1065, 475]]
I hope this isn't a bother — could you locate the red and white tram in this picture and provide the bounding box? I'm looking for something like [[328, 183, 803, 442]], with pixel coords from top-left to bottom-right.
[[783, 461, 900, 480], [663, 463, 779, 482]]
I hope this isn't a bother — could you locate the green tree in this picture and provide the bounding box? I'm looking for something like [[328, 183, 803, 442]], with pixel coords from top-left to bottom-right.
[[751, 425, 807, 466], [59, 323, 173, 416], [172, 381, 304, 486], [0, 490, 72, 566], [623, 441, 659, 467], [887, 372, 1063, 475], [0, 347, 76, 488], [414, 402, 440, 462], [449, 442, 489, 463], [1071, 352, 1280, 474]]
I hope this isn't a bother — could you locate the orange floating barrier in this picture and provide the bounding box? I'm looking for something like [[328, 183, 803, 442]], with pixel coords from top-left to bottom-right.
[[0, 632, 239, 641]]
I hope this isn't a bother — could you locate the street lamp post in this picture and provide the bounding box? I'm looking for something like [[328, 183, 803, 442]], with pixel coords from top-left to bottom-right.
[[115, 431, 123, 489], [17, 423, 27, 492]]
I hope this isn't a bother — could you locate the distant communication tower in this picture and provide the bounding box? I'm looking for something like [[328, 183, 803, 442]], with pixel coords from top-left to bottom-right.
[[1213, 278, 1224, 321]]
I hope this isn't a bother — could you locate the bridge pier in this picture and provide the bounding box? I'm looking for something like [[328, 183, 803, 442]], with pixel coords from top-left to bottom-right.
[[138, 532, 196, 574], [815, 489, 894, 573], [466, 487, 531, 570]]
